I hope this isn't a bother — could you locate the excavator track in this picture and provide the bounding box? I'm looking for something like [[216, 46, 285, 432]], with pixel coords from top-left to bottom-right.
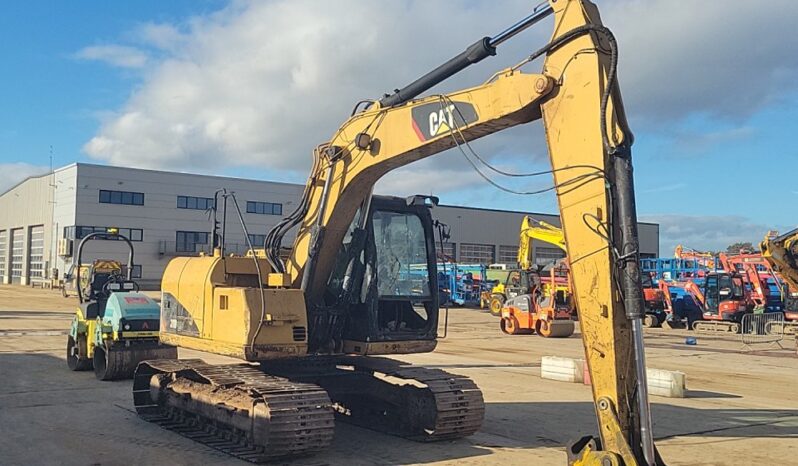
[[692, 321, 740, 333], [132, 359, 334, 463], [264, 356, 484, 441]]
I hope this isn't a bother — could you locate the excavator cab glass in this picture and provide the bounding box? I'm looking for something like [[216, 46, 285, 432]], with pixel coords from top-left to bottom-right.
[[704, 273, 744, 314], [327, 195, 439, 347]]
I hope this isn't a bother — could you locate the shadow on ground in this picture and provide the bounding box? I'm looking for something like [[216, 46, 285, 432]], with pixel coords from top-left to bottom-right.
[[1, 352, 796, 466]]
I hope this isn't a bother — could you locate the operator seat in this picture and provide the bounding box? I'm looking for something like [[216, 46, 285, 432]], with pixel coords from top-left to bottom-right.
[[84, 271, 114, 318]]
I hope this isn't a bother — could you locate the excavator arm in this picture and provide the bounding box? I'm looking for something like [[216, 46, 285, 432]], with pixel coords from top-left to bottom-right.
[[518, 216, 567, 270], [259, 1, 659, 464]]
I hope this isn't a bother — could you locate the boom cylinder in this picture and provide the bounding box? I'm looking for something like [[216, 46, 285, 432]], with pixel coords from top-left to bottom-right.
[[378, 3, 553, 108]]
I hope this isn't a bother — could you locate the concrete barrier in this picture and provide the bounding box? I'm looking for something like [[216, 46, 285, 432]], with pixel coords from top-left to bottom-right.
[[541, 356, 585, 383], [646, 368, 686, 398], [543, 356, 687, 398]]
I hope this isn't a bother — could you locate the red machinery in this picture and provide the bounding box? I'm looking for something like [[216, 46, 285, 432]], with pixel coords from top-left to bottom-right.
[[674, 244, 716, 269], [660, 272, 750, 333], [718, 252, 784, 313], [500, 262, 575, 337], [641, 273, 667, 327]]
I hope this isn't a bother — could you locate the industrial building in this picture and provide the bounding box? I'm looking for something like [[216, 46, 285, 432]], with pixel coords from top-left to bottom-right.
[[0, 163, 659, 288]]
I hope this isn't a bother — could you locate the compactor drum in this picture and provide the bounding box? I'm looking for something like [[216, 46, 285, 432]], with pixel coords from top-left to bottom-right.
[[65, 230, 176, 380]]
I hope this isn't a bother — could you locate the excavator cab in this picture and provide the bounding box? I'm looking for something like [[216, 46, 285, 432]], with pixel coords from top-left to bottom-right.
[[325, 195, 440, 353], [702, 272, 747, 318]]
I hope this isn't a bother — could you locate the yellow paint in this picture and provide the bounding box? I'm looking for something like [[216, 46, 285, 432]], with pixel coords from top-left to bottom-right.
[[518, 216, 567, 270], [160, 252, 308, 361], [761, 229, 798, 293], [156, 1, 649, 461]]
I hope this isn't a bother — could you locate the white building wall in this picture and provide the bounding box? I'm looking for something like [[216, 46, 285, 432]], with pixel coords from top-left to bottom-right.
[[52, 165, 78, 281], [0, 171, 54, 284]]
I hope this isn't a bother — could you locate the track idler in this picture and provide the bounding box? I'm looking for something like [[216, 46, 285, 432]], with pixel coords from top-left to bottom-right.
[[94, 342, 177, 381]]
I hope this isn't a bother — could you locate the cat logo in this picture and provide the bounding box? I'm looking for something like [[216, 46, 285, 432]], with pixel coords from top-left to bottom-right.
[[429, 104, 456, 136], [411, 101, 478, 142]]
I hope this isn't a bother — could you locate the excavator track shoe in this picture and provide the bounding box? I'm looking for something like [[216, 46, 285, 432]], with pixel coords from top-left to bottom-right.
[[133, 359, 334, 462], [265, 357, 484, 442]]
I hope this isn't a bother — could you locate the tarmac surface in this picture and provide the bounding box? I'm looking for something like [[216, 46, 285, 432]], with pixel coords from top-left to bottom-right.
[[0, 284, 796, 465]]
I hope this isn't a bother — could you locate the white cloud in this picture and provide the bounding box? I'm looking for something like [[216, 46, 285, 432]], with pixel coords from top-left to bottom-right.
[[605, 1, 798, 125], [0, 163, 49, 194], [80, 0, 798, 185], [639, 213, 788, 254], [74, 45, 150, 68]]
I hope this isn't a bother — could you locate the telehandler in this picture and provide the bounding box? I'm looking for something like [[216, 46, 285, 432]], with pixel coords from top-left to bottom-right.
[[133, 1, 663, 464]]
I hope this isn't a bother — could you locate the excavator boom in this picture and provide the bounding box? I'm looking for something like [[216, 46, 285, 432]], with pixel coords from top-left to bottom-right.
[[271, 1, 656, 463]]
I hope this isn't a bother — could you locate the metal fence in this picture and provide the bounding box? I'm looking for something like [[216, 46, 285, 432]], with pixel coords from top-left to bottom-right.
[[740, 312, 785, 349]]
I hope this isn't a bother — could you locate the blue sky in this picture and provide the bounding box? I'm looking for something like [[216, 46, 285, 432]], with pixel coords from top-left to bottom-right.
[[1, 0, 796, 254]]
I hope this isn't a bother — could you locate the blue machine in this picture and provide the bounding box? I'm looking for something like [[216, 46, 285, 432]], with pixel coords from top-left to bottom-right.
[[437, 263, 488, 307], [640, 257, 708, 285]]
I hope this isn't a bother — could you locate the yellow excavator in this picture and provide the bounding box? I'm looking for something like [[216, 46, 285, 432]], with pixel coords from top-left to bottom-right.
[[761, 228, 798, 334], [133, 1, 662, 464], [518, 216, 568, 269], [487, 216, 571, 316]]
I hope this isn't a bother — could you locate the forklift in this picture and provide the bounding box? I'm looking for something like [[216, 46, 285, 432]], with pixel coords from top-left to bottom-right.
[[66, 228, 176, 380]]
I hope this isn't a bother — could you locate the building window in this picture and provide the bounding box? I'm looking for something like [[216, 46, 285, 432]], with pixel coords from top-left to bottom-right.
[[176, 231, 209, 253], [177, 195, 214, 210], [64, 226, 143, 242], [247, 234, 267, 247], [246, 201, 282, 215], [535, 246, 566, 266], [459, 243, 495, 264], [99, 189, 144, 206], [28, 225, 45, 279], [498, 245, 518, 264]]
